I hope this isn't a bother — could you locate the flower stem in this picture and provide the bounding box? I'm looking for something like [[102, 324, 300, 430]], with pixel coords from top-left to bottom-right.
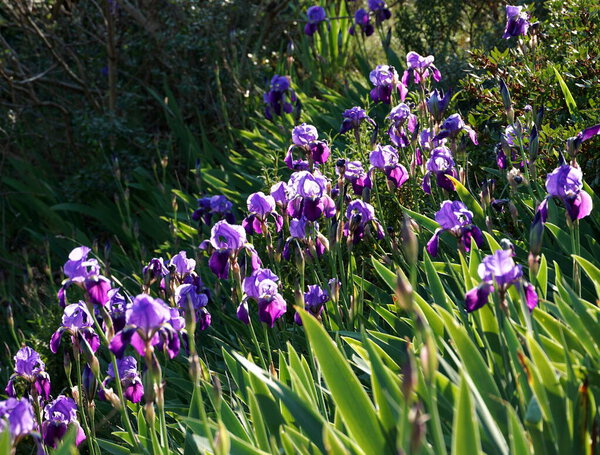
[[74, 349, 96, 455]]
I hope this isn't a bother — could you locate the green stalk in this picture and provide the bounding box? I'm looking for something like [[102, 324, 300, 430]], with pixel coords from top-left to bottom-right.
[[424, 382, 447, 455], [262, 324, 273, 369], [74, 348, 96, 455], [248, 317, 267, 370], [89, 311, 146, 453], [570, 221, 581, 296]]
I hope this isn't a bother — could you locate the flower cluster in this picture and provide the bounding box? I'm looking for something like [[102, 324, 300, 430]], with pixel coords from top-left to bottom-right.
[[369, 65, 407, 104], [5, 346, 51, 400], [2, 346, 86, 451], [369, 144, 409, 189], [427, 201, 484, 256], [238, 268, 287, 327], [100, 356, 144, 404], [304, 5, 327, 36], [502, 5, 531, 39], [465, 249, 537, 313], [294, 284, 330, 325], [192, 195, 235, 225], [58, 246, 111, 308], [285, 123, 331, 170], [537, 163, 593, 223], [264, 75, 298, 120]]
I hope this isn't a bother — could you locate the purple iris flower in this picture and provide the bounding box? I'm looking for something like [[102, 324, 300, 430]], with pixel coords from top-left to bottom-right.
[[5, 346, 51, 401], [287, 171, 336, 222], [236, 301, 250, 325], [289, 217, 308, 239], [340, 106, 376, 135], [282, 217, 328, 261], [105, 288, 131, 333], [349, 8, 374, 36], [85, 275, 112, 307], [419, 128, 446, 151], [336, 159, 372, 196], [243, 192, 284, 235], [192, 195, 235, 225], [101, 356, 144, 404], [304, 5, 327, 36], [387, 103, 417, 147], [292, 123, 318, 146], [503, 124, 521, 148], [286, 124, 330, 169], [402, 52, 441, 85], [543, 164, 593, 222], [109, 294, 180, 359], [294, 284, 330, 325], [50, 302, 101, 355], [175, 283, 208, 310], [142, 257, 169, 282], [435, 113, 478, 145], [368, 0, 391, 24], [42, 395, 86, 448], [567, 123, 600, 155], [241, 268, 286, 327], [426, 89, 452, 123], [169, 251, 196, 276], [465, 249, 538, 312], [58, 246, 111, 308], [343, 200, 385, 244], [175, 275, 211, 330], [426, 201, 484, 257], [369, 144, 409, 188], [243, 268, 279, 300], [264, 75, 298, 121], [0, 397, 36, 443], [422, 146, 458, 194], [502, 5, 531, 39], [202, 220, 251, 279], [62, 246, 99, 282], [270, 182, 290, 207], [369, 65, 407, 104], [496, 140, 526, 171]]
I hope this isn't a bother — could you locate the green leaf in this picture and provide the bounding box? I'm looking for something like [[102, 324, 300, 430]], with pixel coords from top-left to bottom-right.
[[401, 205, 439, 232], [183, 417, 270, 455], [573, 255, 600, 298], [482, 230, 501, 252], [248, 391, 271, 450], [232, 353, 326, 452], [0, 428, 10, 455], [423, 251, 450, 311], [363, 337, 404, 433], [452, 373, 481, 455], [552, 66, 578, 115], [299, 309, 388, 454], [371, 256, 396, 292], [508, 406, 532, 455], [323, 424, 352, 455], [537, 254, 548, 299], [438, 308, 506, 429], [98, 439, 132, 455]]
